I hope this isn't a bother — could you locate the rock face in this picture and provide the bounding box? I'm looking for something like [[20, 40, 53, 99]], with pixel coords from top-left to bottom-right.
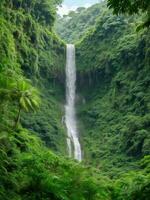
[[75, 8, 150, 172]]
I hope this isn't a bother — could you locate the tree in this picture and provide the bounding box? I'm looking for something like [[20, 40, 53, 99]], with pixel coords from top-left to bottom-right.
[[0, 71, 40, 129], [13, 79, 41, 129], [107, 0, 150, 28]]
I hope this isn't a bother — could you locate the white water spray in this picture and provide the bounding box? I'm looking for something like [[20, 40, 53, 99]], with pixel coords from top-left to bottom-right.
[[65, 44, 82, 161]]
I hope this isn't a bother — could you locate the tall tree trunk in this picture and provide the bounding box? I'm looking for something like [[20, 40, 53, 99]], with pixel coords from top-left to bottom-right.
[[14, 106, 21, 129]]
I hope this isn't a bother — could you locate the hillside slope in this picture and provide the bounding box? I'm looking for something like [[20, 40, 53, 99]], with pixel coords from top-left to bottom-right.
[[76, 4, 150, 174], [0, 0, 67, 154]]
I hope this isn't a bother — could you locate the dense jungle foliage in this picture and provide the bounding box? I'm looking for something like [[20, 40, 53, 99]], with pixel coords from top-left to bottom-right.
[[0, 0, 67, 154], [75, 3, 150, 174], [0, 0, 150, 199], [56, 0, 150, 198], [55, 3, 105, 43]]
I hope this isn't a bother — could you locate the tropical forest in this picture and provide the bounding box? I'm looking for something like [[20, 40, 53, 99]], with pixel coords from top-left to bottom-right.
[[0, 0, 150, 199]]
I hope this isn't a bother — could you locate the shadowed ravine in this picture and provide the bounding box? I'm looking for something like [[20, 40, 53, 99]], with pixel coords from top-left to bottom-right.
[[65, 44, 82, 161]]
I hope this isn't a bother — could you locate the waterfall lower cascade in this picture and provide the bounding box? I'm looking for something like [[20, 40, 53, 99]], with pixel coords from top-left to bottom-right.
[[65, 44, 82, 161]]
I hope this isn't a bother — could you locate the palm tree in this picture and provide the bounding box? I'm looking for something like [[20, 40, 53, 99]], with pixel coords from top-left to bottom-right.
[[14, 79, 41, 129], [0, 71, 40, 129]]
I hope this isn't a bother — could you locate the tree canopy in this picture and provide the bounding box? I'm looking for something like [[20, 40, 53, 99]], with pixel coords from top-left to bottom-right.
[[107, 0, 150, 27]]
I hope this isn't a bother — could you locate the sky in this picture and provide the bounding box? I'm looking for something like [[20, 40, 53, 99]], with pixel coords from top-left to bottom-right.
[[57, 0, 100, 16]]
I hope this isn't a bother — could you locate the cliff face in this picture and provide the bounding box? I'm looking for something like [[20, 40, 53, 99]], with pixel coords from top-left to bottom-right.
[[0, 0, 67, 154], [76, 8, 150, 173]]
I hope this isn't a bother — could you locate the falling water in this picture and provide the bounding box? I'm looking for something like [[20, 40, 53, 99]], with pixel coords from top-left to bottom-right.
[[65, 44, 82, 161]]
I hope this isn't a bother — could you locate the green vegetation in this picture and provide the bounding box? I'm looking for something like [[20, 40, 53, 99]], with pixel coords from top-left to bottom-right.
[[0, 0, 67, 154], [0, 128, 150, 199], [0, 129, 112, 200], [76, 2, 150, 175], [107, 0, 150, 28], [55, 2, 106, 43], [0, 0, 150, 199], [57, 0, 150, 196]]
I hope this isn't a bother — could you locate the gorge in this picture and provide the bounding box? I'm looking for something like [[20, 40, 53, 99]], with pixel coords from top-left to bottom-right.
[[0, 0, 150, 199]]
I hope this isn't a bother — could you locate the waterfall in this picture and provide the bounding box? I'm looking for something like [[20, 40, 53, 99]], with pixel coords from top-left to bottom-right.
[[65, 44, 82, 161]]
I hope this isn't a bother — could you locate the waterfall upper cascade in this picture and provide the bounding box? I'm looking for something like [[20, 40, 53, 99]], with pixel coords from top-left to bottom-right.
[[65, 44, 82, 161]]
